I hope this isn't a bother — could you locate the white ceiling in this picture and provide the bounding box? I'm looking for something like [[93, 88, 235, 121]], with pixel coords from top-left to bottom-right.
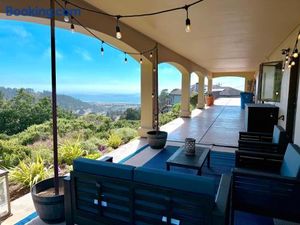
[[84, 0, 300, 72]]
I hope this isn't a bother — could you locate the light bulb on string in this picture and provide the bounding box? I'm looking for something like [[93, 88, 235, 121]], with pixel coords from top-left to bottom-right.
[[185, 5, 191, 32], [63, 1, 69, 23], [293, 49, 298, 58], [150, 52, 153, 58], [100, 41, 104, 56], [115, 16, 122, 39], [70, 23, 75, 33], [124, 52, 128, 63], [291, 60, 296, 66], [298, 33, 300, 40], [140, 54, 143, 64], [64, 11, 69, 23], [288, 63, 292, 69]]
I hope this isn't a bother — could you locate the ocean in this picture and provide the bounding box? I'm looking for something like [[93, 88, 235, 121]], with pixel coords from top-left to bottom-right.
[[71, 93, 141, 104]]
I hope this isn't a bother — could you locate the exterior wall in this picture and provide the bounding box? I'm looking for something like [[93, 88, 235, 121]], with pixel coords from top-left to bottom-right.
[[264, 25, 300, 145]]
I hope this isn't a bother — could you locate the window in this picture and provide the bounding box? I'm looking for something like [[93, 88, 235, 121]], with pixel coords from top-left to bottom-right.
[[258, 61, 283, 102]]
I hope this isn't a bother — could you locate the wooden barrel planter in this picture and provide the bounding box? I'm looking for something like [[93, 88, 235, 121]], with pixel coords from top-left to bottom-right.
[[31, 176, 66, 224]]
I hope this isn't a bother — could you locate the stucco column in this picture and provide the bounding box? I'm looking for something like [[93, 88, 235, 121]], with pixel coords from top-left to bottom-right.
[[138, 62, 154, 137], [197, 76, 205, 109], [208, 77, 213, 93], [244, 78, 254, 92], [180, 72, 191, 117]]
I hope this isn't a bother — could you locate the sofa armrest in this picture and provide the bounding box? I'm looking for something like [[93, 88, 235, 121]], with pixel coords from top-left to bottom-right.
[[239, 131, 272, 142], [232, 168, 298, 182], [238, 140, 280, 153], [212, 174, 232, 225], [100, 156, 113, 162], [64, 176, 73, 225]]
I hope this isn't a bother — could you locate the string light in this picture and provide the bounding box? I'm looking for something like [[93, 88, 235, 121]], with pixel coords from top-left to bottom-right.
[[291, 57, 296, 66], [288, 63, 292, 69], [298, 33, 300, 40], [115, 16, 122, 39], [293, 49, 298, 58], [100, 41, 104, 55], [150, 52, 153, 58], [70, 22, 75, 33], [185, 5, 191, 32], [56, 0, 157, 63], [63, 1, 69, 22], [124, 52, 128, 63], [140, 54, 143, 64]]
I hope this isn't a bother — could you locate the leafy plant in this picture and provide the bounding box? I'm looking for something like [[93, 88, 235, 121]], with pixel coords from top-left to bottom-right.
[[112, 128, 137, 143], [9, 155, 52, 188], [107, 133, 122, 149], [58, 140, 84, 165]]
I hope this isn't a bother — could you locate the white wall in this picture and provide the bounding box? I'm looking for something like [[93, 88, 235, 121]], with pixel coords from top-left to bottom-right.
[[265, 26, 300, 144]]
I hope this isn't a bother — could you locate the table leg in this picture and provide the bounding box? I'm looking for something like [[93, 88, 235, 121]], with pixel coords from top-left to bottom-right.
[[207, 151, 211, 168], [166, 163, 170, 171], [197, 169, 202, 176]]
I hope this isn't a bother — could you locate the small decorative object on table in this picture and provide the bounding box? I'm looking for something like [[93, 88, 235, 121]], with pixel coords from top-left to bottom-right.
[[185, 138, 196, 156]]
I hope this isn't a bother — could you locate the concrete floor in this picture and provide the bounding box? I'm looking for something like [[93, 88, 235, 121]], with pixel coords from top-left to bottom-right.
[[2, 97, 243, 225]]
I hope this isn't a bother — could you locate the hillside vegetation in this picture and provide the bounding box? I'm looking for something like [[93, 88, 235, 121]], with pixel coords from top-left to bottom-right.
[[0, 89, 139, 197]]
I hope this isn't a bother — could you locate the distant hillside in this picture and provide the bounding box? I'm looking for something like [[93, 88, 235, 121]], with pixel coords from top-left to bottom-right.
[[0, 87, 91, 111], [0, 87, 139, 116]]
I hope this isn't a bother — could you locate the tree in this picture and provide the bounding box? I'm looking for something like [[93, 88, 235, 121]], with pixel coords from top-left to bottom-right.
[[122, 108, 141, 120], [158, 89, 170, 111]]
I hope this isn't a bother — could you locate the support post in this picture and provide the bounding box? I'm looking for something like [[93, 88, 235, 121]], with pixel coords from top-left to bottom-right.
[[50, 0, 59, 195], [180, 72, 191, 117], [197, 76, 205, 109], [208, 77, 213, 93], [138, 62, 154, 137]]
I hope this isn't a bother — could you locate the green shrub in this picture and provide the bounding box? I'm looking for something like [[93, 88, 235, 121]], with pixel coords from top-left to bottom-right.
[[0, 140, 31, 168], [58, 140, 84, 165], [81, 137, 107, 153], [9, 155, 52, 188], [107, 133, 122, 149], [85, 152, 102, 160], [112, 128, 137, 143]]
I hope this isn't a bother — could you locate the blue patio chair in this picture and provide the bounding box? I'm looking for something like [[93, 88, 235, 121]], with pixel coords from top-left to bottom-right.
[[231, 143, 300, 224]]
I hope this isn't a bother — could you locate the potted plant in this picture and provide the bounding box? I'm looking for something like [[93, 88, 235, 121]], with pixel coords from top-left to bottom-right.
[[31, 2, 65, 223], [147, 46, 168, 149], [205, 92, 214, 106]]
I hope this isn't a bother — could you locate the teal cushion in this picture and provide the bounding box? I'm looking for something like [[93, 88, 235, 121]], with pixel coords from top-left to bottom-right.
[[280, 144, 300, 178], [272, 125, 285, 144], [73, 157, 135, 180], [133, 167, 215, 197]]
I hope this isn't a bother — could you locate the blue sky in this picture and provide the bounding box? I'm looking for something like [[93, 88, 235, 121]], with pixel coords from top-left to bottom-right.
[[0, 20, 244, 97]]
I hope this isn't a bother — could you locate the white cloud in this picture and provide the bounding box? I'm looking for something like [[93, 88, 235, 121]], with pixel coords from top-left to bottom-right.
[[75, 48, 92, 61], [43, 47, 63, 60], [11, 26, 31, 39]]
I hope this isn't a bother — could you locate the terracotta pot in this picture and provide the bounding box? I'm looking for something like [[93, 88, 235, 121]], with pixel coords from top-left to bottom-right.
[[205, 96, 214, 106]]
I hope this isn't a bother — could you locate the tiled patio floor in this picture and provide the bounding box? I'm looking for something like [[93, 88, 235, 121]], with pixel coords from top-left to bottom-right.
[[3, 97, 243, 225]]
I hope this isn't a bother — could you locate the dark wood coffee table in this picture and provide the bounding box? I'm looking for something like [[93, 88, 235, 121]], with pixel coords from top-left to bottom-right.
[[166, 145, 210, 175]]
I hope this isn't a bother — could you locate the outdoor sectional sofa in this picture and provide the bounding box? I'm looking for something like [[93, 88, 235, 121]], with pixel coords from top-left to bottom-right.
[[64, 157, 231, 225]]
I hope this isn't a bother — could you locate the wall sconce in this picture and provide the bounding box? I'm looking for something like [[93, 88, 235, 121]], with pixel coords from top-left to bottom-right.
[[0, 169, 11, 220]]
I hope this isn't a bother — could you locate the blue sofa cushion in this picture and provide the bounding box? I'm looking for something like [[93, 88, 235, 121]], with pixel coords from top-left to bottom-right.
[[280, 144, 300, 178], [134, 167, 215, 197], [73, 157, 135, 180], [272, 125, 285, 144]]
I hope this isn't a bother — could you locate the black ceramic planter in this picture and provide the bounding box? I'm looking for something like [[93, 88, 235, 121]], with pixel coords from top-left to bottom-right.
[[147, 130, 168, 149], [31, 176, 65, 224]]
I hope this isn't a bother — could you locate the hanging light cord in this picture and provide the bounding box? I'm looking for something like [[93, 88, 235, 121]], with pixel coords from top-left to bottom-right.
[[62, 0, 203, 19], [55, 0, 157, 56]]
